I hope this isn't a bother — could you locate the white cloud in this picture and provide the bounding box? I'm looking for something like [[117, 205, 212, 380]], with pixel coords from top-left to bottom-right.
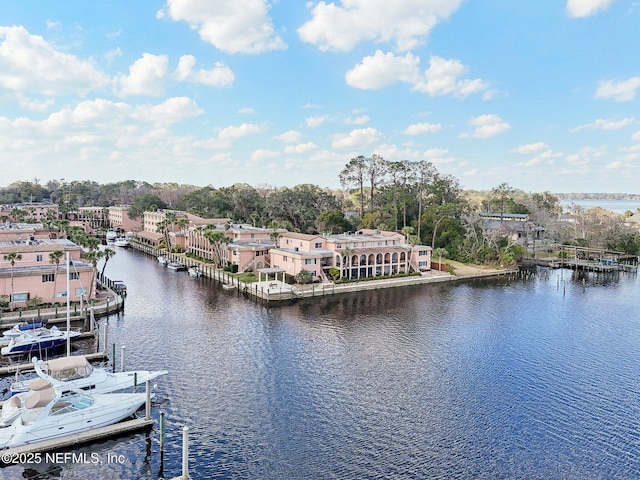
[[134, 97, 204, 125], [414, 56, 488, 97], [604, 160, 623, 169], [115, 53, 169, 97], [422, 148, 454, 165], [632, 130, 640, 141], [0, 25, 109, 96], [404, 122, 442, 135], [346, 51, 420, 89], [105, 47, 122, 65], [344, 115, 370, 125], [217, 123, 262, 141], [460, 114, 511, 139], [511, 142, 549, 154], [346, 51, 489, 98], [566, 0, 616, 17], [298, 0, 464, 52], [565, 146, 607, 166], [159, 0, 286, 54], [284, 142, 318, 154], [573, 117, 636, 131], [238, 107, 255, 114], [276, 130, 302, 143], [514, 147, 563, 168], [372, 144, 421, 161], [250, 149, 280, 162], [306, 115, 329, 128], [331, 127, 382, 149], [595, 77, 640, 102], [175, 55, 235, 87]]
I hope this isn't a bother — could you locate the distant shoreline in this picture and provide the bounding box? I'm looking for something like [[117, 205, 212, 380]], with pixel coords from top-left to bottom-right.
[[555, 193, 640, 201]]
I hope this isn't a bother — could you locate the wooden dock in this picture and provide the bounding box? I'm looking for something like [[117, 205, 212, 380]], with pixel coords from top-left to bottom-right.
[[0, 417, 154, 459]]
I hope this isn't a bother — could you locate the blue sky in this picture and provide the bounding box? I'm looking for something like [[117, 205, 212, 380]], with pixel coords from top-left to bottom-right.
[[1, 0, 639, 194]]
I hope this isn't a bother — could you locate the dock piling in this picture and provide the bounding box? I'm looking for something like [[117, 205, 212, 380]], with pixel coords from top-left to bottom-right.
[[145, 380, 151, 420], [182, 426, 190, 480]]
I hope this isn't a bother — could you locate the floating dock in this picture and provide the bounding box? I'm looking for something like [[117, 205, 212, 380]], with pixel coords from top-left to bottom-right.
[[0, 417, 154, 459]]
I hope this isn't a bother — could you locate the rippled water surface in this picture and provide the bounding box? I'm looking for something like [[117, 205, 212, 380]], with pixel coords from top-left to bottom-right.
[[2, 249, 639, 479]]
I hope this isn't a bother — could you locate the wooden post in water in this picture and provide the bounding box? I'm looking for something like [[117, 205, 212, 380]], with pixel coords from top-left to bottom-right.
[[121, 345, 126, 372]]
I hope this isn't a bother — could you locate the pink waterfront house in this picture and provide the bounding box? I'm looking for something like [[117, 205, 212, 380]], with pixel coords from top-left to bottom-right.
[[138, 209, 230, 251], [187, 223, 285, 272], [0, 224, 95, 309], [269, 229, 432, 282]]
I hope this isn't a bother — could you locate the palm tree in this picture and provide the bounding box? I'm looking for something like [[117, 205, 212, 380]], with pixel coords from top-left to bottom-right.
[[49, 250, 64, 302], [100, 248, 116, 280], [203, 228, 232, 268], [3, 252, 22, 309], [433, 247, 449, 270]]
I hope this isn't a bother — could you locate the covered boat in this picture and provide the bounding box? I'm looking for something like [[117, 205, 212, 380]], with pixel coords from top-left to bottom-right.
[[10, 355, 168, 395], [0, 381, 147, 449]]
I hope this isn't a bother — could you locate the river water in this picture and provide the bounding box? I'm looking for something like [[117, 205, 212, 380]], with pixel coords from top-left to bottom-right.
[[1, 248, 639, 479]]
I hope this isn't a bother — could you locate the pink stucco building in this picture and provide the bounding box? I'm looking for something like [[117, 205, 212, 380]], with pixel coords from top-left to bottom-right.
[[0, 225, 95, 309], [1, 202, 60, 223], [269, 229, 431, 282], [187, 223, 284, 272]]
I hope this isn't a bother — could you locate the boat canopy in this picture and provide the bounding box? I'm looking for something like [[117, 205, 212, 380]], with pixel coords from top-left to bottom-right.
[[25, 387, 56, 409], [43, 355, 91, 380], [29, 378, 52, 391]]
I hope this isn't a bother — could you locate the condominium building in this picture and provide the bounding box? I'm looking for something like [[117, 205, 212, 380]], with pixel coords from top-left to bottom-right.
[[0, 224, 95, 308]]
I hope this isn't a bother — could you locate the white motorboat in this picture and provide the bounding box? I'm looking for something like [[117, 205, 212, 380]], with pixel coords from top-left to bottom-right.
[[113, 236, 131, 247], [0, 381, 147, 449], [157, 255, 169, 265], [2, 320, 49, 338], [1, 326, 81, 356], [105, 228, 118, 241], [10, 355, 168, 395], [188, 266, 202, 278], [167, 262, 187, 271]]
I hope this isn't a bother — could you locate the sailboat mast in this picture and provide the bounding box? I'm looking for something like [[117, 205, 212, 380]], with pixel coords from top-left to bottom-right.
[[66, 251, 71, 357]]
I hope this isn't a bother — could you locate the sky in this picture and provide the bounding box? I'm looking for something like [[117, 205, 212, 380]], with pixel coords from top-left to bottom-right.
[[1, 0, 639, 194]]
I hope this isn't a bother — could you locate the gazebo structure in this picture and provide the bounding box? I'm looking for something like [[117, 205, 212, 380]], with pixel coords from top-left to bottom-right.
[[256, 267, 287, 287]]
